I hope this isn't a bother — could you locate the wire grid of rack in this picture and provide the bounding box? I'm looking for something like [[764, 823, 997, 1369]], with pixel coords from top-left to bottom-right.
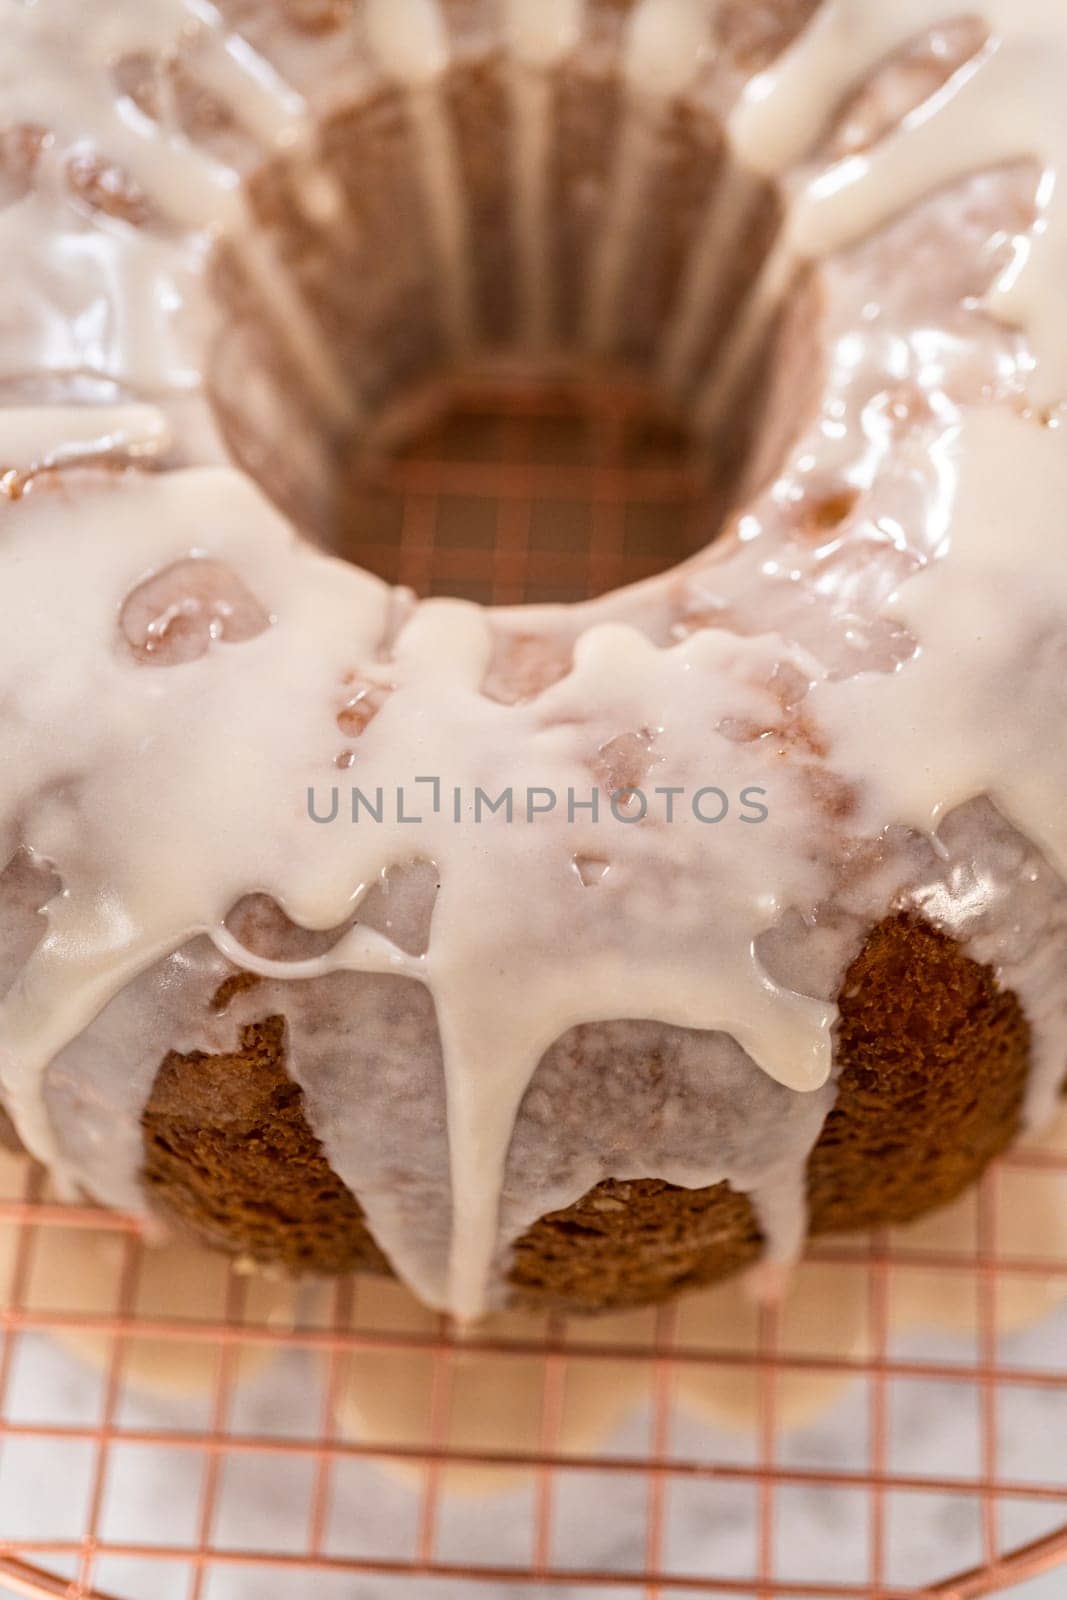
[[3, 1133, 1067, 1600], [1, 376, 1067, 1599], [331, 370, 717, 606]]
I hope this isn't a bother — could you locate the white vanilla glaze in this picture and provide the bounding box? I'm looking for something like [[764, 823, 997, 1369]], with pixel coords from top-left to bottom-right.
[[506, 0, 586, 343], [588, 0, 710, 350], [0, 404, 172, 474], [2, 0, 1067, 1319], [505, 0, 584, 68], [704, 0, 1067, 421]]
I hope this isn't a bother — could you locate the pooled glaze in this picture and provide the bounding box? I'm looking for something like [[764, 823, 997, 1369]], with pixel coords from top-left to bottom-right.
[[1, 0, 1067, 1319]]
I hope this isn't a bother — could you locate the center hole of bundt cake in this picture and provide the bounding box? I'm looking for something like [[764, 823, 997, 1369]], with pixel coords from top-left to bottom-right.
[[330, 372, 717, 606], [209, 331, 745, 606], [206, 58, 785, 605]]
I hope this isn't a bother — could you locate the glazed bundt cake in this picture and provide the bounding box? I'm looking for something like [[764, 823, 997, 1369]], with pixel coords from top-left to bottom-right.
[[2, 0, 1067, 1317]]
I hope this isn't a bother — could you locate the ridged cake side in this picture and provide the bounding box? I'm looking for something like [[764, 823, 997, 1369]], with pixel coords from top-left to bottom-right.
[[140, 914, 1028, 1309]]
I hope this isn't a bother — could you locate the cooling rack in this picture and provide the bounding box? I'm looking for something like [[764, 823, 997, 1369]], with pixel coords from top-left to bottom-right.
[[331, 369, 717, 605], [3, 1129, 1067, 1600], [2, 377, 1067, 1600]]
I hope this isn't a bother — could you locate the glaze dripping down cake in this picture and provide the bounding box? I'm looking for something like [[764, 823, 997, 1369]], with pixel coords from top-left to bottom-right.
[[1, 0, 1067, 1317]]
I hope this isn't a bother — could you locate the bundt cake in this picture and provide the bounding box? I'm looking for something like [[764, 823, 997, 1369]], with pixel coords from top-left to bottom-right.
[[2, 0, 1067, 1318]]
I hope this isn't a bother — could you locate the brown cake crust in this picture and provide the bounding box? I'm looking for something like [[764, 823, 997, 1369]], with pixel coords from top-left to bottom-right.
[[140, 914, 1030, 1311], [507, 1177, 763, 1312], [806, 915, 1029, 1234], [142, 1014, 389, 1277]]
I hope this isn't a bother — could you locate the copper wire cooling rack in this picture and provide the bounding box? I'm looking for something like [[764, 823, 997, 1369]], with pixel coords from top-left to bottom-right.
[[3, 1138, 1067, 1600], [332, 371, 718, 605], [2, 378, 1067, 1600]]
